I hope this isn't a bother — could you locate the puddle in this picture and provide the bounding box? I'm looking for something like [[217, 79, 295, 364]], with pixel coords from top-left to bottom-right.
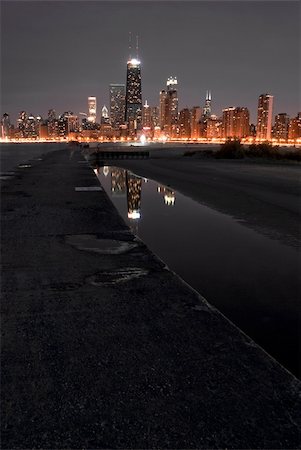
[[86, 267, 148, 286], [66, 234, 138, 254], [75, 186, 102, 191], [94, 165, 300, 376]]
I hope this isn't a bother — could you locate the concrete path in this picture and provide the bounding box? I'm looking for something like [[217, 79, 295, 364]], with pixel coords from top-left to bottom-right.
[[1, 148, 300, 448]]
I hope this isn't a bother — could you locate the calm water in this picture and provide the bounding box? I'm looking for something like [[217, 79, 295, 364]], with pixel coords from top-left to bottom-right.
[[96, 165, 300, 377]]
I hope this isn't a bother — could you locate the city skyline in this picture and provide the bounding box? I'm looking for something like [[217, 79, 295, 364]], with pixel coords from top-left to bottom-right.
[[1, 1, 299, 123]]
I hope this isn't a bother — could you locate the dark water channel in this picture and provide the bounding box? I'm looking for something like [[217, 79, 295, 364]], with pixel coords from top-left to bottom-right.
[[96, 165, 300, 377]]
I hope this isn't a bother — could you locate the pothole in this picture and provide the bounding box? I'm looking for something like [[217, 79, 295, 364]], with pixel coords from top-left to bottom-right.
[[65, 234, 138, 254], [86, 267, 148, 286]]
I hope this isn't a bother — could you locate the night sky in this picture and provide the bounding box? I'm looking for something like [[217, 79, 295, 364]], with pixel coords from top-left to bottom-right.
[[1, 0, 299, 123]]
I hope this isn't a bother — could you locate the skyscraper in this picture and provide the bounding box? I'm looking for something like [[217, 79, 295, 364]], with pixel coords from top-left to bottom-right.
[[179, 108, 191, 138], [159, 89, 167, 129], [165, 77, 178, 136], [190, 106, 202, 138], [256, 94, 273, 141], [288, 113, 301, 141], [47, 109, 58, 138], [109, 84, 125, 129], [203, 91, 212, 119], [88, 97, 97, 123], [142, 100, 151, 128], [151, 106, 160, 128], [1, 113, 11, 139], [273, 113, 289, 141], [222, 107, 250, 139], [125, 56, 142, 135], [101, 105, 110, 124]]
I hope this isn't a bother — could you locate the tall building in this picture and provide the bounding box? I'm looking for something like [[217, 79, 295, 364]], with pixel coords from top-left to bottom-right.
[[203, 91, 212, 119], [101, 105, 110, 124], [222, 107, 250, 139], [288, 113, 301, 140], [47, 109, 58, 138], [256, 94, 273, 141], [165, 77, 178, 136], [125, 57, 142, 135], [159, 90, 167, 129], [109, 84, 125, 129], [151, 106, 160, 128], [1, 113, 11, 139], [206, 115, 222, 139], [142, 100, 151, 128], [190, 106, 202, 138], [273, 113, 289, 141], [88, 96, 97, 123], [179, 108, 191, 138], [17, 111, 27, 137]]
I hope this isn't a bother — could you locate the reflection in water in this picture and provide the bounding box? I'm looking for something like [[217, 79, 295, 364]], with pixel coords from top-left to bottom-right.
[[157, 185, 176, 206], [126, 172, 142, 220], [93, 164, 300, 376], [111, 169, 126, 197]]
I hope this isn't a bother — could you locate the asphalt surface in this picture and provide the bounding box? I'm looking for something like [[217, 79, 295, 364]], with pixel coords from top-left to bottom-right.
[[1, 148, 301, 448]]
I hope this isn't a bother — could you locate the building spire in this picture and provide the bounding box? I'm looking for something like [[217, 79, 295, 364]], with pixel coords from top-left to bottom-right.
[[136, 34, 139, 60], [128, 31, 132, 60]]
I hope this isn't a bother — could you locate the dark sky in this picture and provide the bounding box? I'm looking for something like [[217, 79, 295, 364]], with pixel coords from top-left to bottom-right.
[[1, 0, 300, 123]]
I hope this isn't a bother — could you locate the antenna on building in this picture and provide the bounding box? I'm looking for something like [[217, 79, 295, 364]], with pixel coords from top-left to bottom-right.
[[136, 34, 139, 59], [128, 31, 132, 60]]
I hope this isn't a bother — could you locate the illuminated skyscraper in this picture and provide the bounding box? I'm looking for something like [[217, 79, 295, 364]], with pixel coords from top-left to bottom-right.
[[256, 94, 273, 141], [273, 113, 289, 141], [125, 55, 142, 134], [191, 106, 202, 138], [165, 77, 178, 136], [101, 105, 110, 124], [159, 90, 167, 129], [18, 111, 27, 137], [288, 113, 301, 140], [142, 100, 151, 128], [1, 113, 11, 139], [222, 107, 250, 139], [47, 109, 58, 138], [88, 96, 97, 123], [109, 84, 125, 129], [179, 108, 191, 138], [151, 107, 160, 128], [203, 91, 212, 119]]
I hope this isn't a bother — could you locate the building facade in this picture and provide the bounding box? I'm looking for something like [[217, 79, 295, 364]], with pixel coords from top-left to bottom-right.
[[273, 113, 289, 141], [256, 94, 273, 141], [88, 97, 97, 123], [288, 113, 301, 140], [222, 107, 250, 139], [109, 84, 125, 130], [125, 58, 142, 135]]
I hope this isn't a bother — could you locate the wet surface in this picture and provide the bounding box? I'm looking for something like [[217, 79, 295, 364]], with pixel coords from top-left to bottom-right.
[[86, 267, 149, 286], [66, 234, 138, 254], [96, 165, 300, 376]]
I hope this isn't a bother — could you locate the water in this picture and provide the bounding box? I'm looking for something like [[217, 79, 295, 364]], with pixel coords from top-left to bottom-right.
[[0, 143, 66, 172], [96, 165, 300, 377]]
